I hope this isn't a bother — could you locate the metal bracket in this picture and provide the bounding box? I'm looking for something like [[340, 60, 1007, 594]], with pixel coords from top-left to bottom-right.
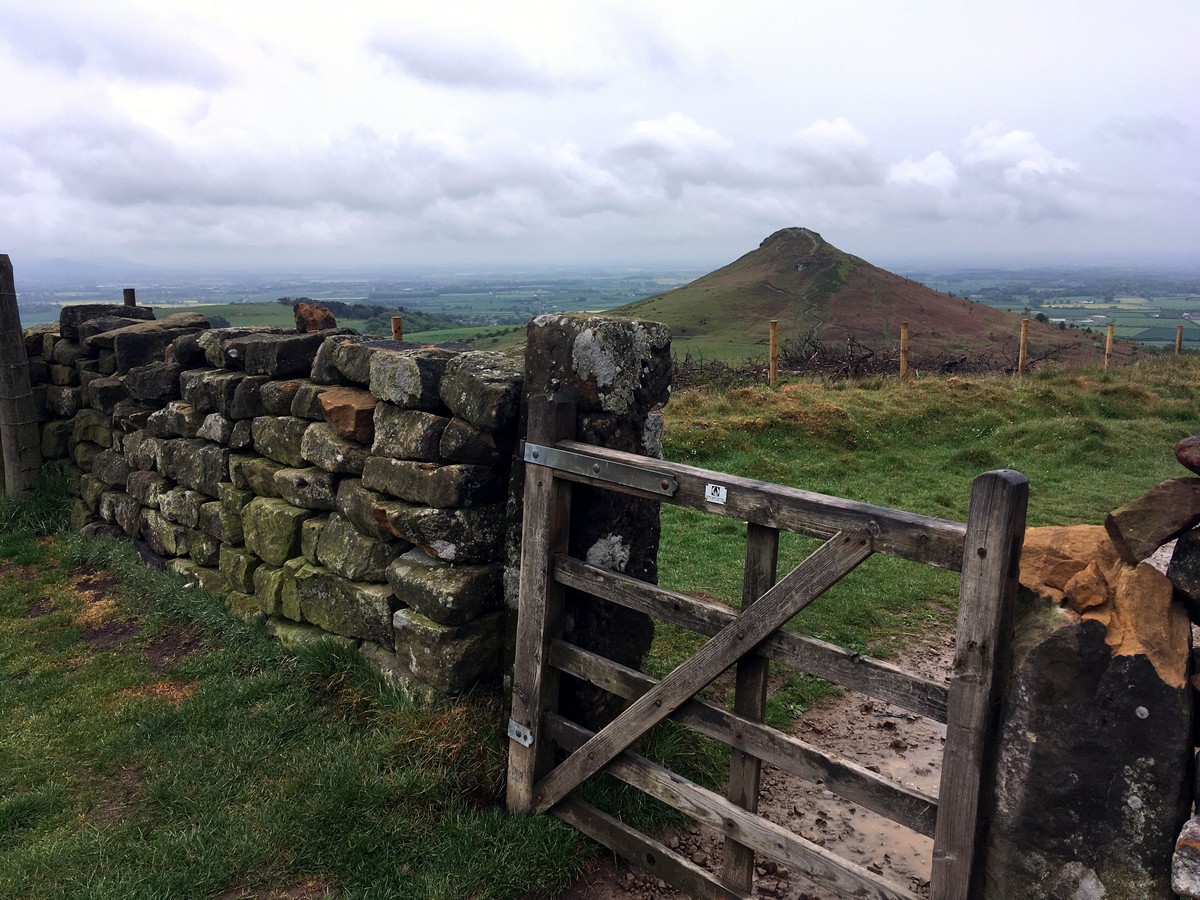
[[524, 442, 678, 497], [508, 719, 533, 748]]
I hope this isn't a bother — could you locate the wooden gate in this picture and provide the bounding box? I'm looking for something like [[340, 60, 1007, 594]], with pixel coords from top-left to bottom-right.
[[507, 396, 1027, 899]]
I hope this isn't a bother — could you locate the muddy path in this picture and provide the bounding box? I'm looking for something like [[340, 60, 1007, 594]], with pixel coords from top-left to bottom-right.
[[554, 632, 955, 900]]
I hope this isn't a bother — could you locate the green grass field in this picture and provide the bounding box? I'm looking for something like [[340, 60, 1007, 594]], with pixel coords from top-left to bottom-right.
[[1, 356, 1197, 896]]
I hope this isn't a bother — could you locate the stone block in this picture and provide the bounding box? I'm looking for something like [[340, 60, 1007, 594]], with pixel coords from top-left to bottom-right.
[[80, 474, 105, 512], [243, 497, 314, 566], [198, 499, 244, 545], [189, 531, 222, 567], [181, 368, 244, 416], [103, 490, 142, 536], [438, 350, 523, 432], [197, 327, 290, 369], [59, 303, 154, 342], [1106, 478, 1200, 563], [223, 329, 354, 378], [229, 375, 272, 419], [91, 449, 132, 488], [159, 486, 208, 528], [1168, 530, 1200, 608], [266, 616, 359, 651], [49, 364, 80, 386], [124, 359, 182, 403], [219, 544, 262, 593], [111, 400, 155, 432], [300, 422, 368, 474], [72, 409, 113, 448], [368, 348, 456, 410], [439, 417, 511, 465], [218, 481, 254, 512], [386, 549, 502, 626], [260, 379, 304, 415], [197, 413, 234, 444], [1178, 435, 1200, 477], [157, 438, 229, 497], [127, 470, 171, 507], [236, 456, 286, 498], [361, 457, 502, 508], [123, 430, 163, 471], [97, 350, 117, 376], [293, 564, 398, 645], [372, 405, 448, 461], [392, 609, 503, 694], [147, 401, 204, 439], [289, 381, 328, 420], [140, 508, 190, 557], [84, 374, 128, 413], [41, 419, 73, 459], [72, 441, 102, 472], [300, 515, 328, 565], [171, 332, 206, 368], [274, 466, 338, 511], [319, 386, 377, 443], [252, 415, 310, 466], [52, 340, 91, 367], [316, 513, 406, 582], [45, 385, 82, 418], [229, 419, 254, 449], [99, 316, 208, 373], [253, 564, 287, 616], [23, 322, 57, 357]]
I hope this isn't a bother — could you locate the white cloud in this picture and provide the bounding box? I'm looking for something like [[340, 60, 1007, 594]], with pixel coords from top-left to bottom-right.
[[886, 151, 957, 190], [783, 118, 881, 186]]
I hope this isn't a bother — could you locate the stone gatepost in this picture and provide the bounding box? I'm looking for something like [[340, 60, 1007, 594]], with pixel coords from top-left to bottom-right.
[[508, 314, 671, 723]]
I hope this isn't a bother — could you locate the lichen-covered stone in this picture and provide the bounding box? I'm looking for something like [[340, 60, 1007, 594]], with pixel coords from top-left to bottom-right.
[[197, 413, 234, 444], [361, 457, 502, 508], [300, 515, 328, 564], [229, 418, 253, 449], [292, 564, 398, 644], [386, 549, 502, 626], [73, 409, 114, 448], [49, 364, 80, 386], [372, 405, 448, 461], [181, 368, 245, 416], [219, 544, 261, 593], [330, 336, 412, 384], [319, 386, 377, 443], [335, 479, 504, 563], [259, 379, 304, 415], [140, 508, 190, 557], [1168, 530, 1200, 611], [91, 449, 132, 488], [438, 350, 523, 432], [229, 374, 272, 419], [218, 481, 254, 512], [253, 564, 286, 615], [224, 329, 354, 377], [252, 416, 310, 466], [159, 486, 208, 528], [312, 334, 365, 384], [157, 438, 229, 497], [72, 441, 102, 472], [124, 359, 182, 403], [90, 314, 207, 373], [196, 327, 289, 369], [289, 381, 329, 420], [273, 466, 338, 511], [189, 531, 221, 567], [52, 339, 90, 367], [98, 490, 140, 536], [127, 470, 170, 507], [45, 385, 82, 418], [111, 399, 155, 432], [147, 401, 203, 439], [198, 499, 244, 545], [233, 456, 283, 497], [84, 374, 128, 413], [439, 417, 511, 465], [393, 609, 503, 694], [299, 422, 368, 475], [41, 419, 73, 459], [242, 497, 314, 566], [316, 513, 405, 582], [368, 348, 455, 410], [266, 616, 359, 651], [123, 430, 163, 471]]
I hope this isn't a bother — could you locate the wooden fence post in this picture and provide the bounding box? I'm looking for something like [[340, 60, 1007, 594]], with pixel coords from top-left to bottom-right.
[[123, 287, 136, 307], [0, 256, 42, 499], [768, 319, 778, 387], [900, 321, 909, 382], [931, 469, 1028, 900], [1017, 319, 1028, 375], [391, 316, 403, 340], [1104, 323, 1114, 370], [1177, 325, 1185, 356]]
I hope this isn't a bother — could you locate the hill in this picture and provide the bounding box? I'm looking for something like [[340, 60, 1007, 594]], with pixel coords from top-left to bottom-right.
[[614, 228, 1136, 368]]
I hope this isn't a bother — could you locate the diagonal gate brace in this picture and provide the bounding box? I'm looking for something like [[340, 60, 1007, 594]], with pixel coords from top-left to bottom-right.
[[532, 529, 873, 814]]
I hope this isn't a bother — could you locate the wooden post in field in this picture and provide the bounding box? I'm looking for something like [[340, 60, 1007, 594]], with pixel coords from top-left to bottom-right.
[[1017, 319, 1029, 375], [0, 255, 42, 499], [123, 287, 136, 307], [391, 316, 403, 340], [1104, 323, 1114, 370], [900, 321, 910, 382], [768, 319, 778, 387], [1177, 325, 1185, 356]]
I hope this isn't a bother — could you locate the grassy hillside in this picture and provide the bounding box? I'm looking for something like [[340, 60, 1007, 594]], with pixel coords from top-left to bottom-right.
[[615, 228, 1137, 367]]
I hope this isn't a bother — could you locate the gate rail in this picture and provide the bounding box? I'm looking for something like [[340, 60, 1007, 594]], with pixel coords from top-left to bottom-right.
[[507, 395, 1027, 899]]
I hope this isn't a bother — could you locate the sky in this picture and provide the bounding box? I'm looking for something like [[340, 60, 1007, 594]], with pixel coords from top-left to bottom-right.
[[0, 0, 1196, 274]]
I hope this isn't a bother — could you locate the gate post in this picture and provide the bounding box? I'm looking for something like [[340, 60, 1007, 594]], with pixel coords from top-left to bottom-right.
[[0, 255, 42, 499]]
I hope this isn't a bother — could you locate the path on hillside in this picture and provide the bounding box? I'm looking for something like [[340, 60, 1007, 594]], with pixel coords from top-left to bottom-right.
[[553, 633, 953, 900]]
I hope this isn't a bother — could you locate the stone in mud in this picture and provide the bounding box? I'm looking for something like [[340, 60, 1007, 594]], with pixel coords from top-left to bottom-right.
[[371, 405, 448, 461], [438, 350, 523, 432], [392, 609, 504, 694], [242, 497, 314, 567], [385, 548, 501, 626]]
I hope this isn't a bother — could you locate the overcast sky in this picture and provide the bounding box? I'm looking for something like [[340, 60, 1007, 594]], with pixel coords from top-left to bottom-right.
[[1, 0, 1196, 274]]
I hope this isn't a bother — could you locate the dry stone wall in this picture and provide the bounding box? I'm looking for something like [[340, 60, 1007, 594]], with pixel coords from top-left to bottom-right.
[[25, 303, 525, 697]]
